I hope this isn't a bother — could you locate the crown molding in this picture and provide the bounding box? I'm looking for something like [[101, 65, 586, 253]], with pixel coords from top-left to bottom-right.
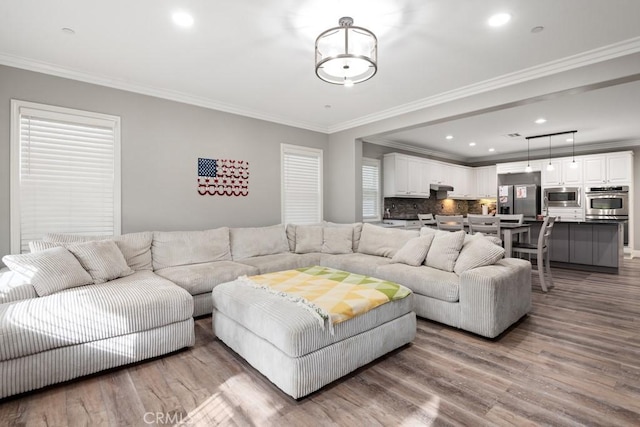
[[362, 137, 467, 162], [0, 53, 328, 134], [329, 36, 640, 133], [467, 139, 640, 165], [2, 36, 640, 136]]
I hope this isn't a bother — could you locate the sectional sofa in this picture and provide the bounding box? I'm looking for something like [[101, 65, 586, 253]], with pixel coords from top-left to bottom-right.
[[0, 222, 531, 398]]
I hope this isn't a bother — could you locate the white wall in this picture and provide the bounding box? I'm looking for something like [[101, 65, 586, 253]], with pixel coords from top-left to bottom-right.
[[0, 65, 328, 260]]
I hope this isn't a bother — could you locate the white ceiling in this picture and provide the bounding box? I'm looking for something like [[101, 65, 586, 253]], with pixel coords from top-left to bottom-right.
[[2, 0, 640, 161]]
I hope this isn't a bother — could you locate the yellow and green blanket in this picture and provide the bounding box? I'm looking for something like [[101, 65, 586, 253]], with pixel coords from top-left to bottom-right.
[[237, 266, 411, 332]]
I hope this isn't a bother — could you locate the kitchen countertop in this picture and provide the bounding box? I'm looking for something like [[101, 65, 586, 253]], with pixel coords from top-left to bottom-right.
[[525, 218, 627, 224]]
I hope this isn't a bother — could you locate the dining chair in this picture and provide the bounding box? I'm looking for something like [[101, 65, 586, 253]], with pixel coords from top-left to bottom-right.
[[435, 215, 464, 231], [496, 213, 524, 225], [511, 216, 556, 292], [467, 214, 501, 237], [417, 213, 434, 227]]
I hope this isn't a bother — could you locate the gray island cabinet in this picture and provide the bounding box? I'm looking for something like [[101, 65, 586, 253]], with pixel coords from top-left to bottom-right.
[[527, 221, 624, 272]]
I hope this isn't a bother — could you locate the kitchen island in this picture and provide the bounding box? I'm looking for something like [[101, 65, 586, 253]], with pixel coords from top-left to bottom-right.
[[526, 219, 625, 273]]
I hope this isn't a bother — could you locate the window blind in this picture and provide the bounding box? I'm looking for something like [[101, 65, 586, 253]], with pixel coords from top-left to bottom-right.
[[362, 158, 381, 220], [281, 144, 323, 224], [11, 101, 121, 253]]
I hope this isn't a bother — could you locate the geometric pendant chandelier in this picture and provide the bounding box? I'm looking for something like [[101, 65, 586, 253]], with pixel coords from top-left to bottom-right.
[[315, 17, 378, 86]]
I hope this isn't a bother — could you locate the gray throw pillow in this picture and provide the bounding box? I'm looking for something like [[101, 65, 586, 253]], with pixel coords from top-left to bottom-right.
[[424, 230, 466, 272], [391, 234, 435, 266], [454, 236, 505, 274], [322, 226, 353, 254], [66, 240, 135, 284], [295, 225, 324, 254], [2, 247, 93, 296]]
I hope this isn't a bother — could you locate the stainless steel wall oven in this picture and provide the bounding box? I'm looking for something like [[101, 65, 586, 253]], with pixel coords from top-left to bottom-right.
[[585, 186, 629, 219]]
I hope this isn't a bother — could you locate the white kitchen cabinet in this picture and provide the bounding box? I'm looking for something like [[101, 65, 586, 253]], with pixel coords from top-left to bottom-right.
[[474, 165, 497, 198], [496, 160, 543, 174], [423, 159, 446, 185], [448, 165, 473, 197], [583, 152, 633, 185], [541, 157, 582, 186], [383, 153, 429, 197]]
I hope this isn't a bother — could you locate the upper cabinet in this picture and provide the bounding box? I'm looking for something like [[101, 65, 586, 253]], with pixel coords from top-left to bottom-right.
[[541, 158, 583, 186], [583, 152, 633, 185], [474, 165, 497, 198], [448, 164, 474, 198], [383, 153, 429, 197], [496, 161, 543, 174]]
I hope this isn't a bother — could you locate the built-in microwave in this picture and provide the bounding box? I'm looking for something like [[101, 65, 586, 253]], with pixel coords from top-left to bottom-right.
[[543, 187, 581, 209]]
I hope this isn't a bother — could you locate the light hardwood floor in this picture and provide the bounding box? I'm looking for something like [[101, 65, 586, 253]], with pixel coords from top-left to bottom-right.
[[1, 259, 640, 426]]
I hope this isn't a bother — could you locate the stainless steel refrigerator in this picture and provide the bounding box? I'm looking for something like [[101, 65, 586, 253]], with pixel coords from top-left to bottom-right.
[[498, 184, 541, 219]]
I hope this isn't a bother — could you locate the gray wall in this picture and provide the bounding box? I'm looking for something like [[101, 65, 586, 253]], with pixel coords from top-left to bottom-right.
[[0, 65, 328, 260]]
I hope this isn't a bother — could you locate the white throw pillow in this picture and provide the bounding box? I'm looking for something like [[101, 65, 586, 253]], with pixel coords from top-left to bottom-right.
[[391, 234, 435, 266], [43, 231, 154, 271], [322, 227, 353, 254], [454, 236, 505, 274], [66, 240, 135, 284], [424, 230, 466, 272], [357, 223, 419, 258], [295, 225, 324, 254], [2, 247, 93, 296]]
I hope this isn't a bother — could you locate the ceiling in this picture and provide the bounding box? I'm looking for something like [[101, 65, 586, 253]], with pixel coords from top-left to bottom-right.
[[2, 0, 640, 162]]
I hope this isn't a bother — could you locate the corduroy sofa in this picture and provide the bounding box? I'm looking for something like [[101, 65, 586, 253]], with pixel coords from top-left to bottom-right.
[[0, 222, 531, 398]]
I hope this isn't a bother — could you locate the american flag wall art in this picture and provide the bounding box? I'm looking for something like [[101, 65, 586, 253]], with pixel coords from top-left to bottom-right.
[[197, 158, 249, 196]]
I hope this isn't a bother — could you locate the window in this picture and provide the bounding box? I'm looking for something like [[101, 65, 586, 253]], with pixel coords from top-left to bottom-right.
[[281, 144, 323, 224], [10, 100, 121, 253], [362, 157, 381, 221]]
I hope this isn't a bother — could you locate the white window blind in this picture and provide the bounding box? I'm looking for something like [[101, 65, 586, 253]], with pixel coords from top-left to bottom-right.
[[10, 100, 121, 254], [281, 144, 323, 224], [362, 158, 381, 221]]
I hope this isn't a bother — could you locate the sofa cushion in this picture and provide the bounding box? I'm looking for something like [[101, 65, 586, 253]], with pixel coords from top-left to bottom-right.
[[324, 222, 363, 252], [375, 264, 460, 302], [230, 225, 289, 261], [65, 240, 135, 284], [391, 235, 435, 266], [236, 253, 322, 274], [320, 253, 392, 277], [464, 232, 502, 247], [294, 225, 324, 254], [321, 226, 353, 254], [43, 231, 154, 271], [454, 235, 505, 274], [0, 271, 193, 362], [2, 247, 93, 297], [425, 230, 466, 272], [154, 261, 258, 296], [357, 223, 419, 258], [152, 228, 231, 270]]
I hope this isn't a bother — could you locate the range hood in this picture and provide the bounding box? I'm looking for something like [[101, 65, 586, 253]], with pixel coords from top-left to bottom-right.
[[430, 183, 454, 199]]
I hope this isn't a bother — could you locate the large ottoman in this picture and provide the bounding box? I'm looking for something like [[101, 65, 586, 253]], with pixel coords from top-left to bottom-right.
[[211, 266, 416, 399]]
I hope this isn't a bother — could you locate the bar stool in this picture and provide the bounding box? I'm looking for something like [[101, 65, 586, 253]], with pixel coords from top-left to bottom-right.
[[511, 216, 556, 292]]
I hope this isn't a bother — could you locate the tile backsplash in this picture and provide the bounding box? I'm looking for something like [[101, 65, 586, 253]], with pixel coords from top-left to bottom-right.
[[384, 196, 496, 219]]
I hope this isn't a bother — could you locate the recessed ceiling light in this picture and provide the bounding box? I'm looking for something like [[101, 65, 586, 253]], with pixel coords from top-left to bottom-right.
[[488, 13, 511, 27], [445, 135, 453, 140], [488, 148, 495, 152], [172, 11, 194, 28], [535, 118, 547, 124], [61, 27, 76, 35], [469, 142, 476, 147]]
